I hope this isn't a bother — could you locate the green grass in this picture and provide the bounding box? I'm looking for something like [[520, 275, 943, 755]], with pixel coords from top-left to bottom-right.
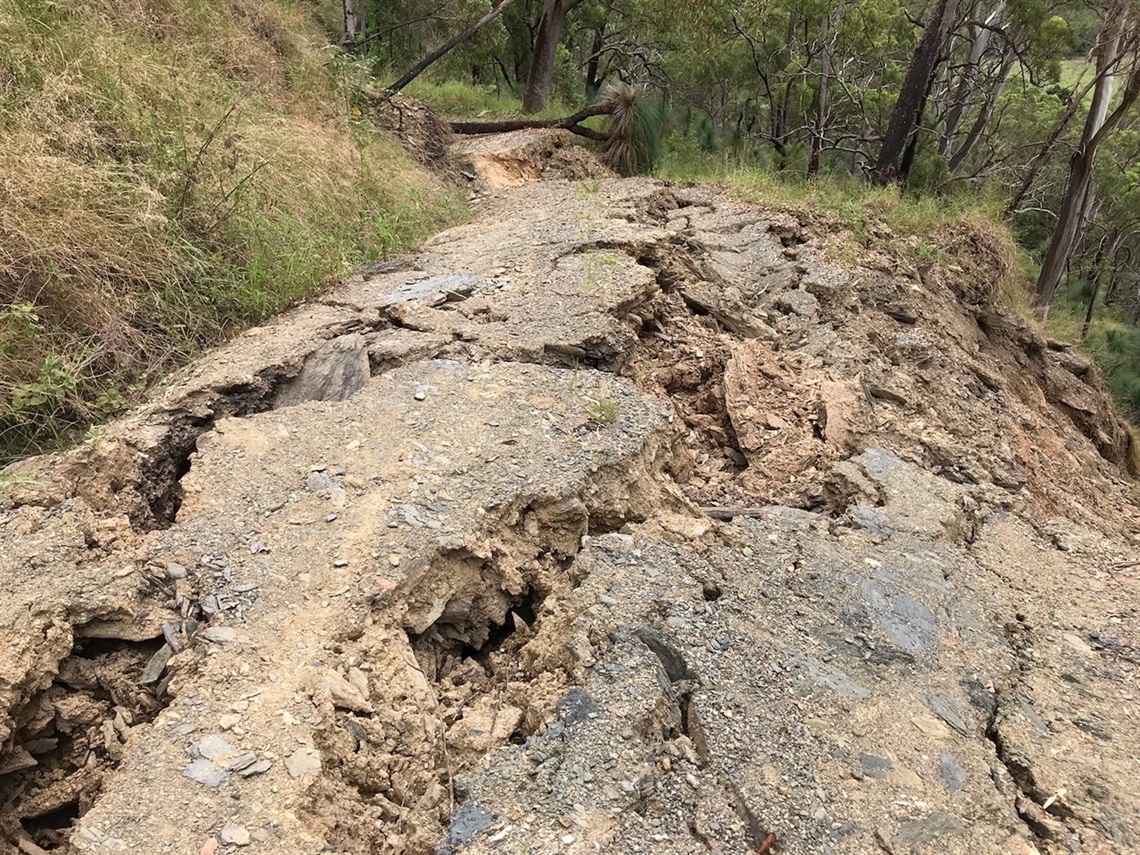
[[0, 0, 466, 462], [401, 78, 573, 121], [655, 138, 1008, 241]]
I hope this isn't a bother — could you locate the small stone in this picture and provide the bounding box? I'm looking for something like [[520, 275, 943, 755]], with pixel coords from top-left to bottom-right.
[[219, 714, 241, 731], [220, 824, 251, 846], [912, 714, 952, 740], [227, 752, 258, 772], [388, 554, 402, 567], [347, 667, 370, 698], [414, 391, 426, 401], [197, 735, 236, 760], [285, 746, 321, 780], [238, 758, 273, 777], [183, 758, 227, 787], [561, 834, 575, 844], [1063, 633, 1094, 655], [938, 749, 967, 792], [859, 754, 892, 779], [319, 670, 373, 714], [166, 562, 188, 580], [139, 644, 174, 684], [201, 627, 238, 645]]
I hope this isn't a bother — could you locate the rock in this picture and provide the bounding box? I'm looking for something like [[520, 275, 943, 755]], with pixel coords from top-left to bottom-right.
[[776, 288, 819, 318], [912, 714, 952, 740], [220, 824, 251, 846], [859, 754, 892, 779], [201, 626, 238, 645], [237, 758, 273, 777], [166, 562, 188, 580], [319, 669, 374, 714], [218, 714, 241, 731], [196, 734, 236, 760], [938, 749, 966, 792], [347, 667, 370, 698], [138, 643, 174, 684], [183, 758, 228, 788], [920, 694, 969, 736], [285, 747, 321, 780], [895, 812, 966, 845], [274, 333, 370, 408], [227, 752, 258, 771]]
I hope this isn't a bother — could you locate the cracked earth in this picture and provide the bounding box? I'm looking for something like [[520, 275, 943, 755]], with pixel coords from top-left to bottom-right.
[[2, 131, 1139, 855]]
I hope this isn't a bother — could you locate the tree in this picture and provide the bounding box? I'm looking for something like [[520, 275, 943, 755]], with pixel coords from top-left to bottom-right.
[[523, 0, 584, 112], [1036, 3, 1140, 312], [388, 0, 520, 92], [870, 0, 961, 184]]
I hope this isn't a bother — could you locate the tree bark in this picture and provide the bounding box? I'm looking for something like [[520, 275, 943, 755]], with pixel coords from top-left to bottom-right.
[[870, 0, 961, 184], [343, 0, 365, 43], [1036, 11, 1139, 311], [388, 0, 518, 93], [450, 100, 612, 138], [939, 0, 1004, 157], [946, 48, 1014, 172], [809, 14, 834, 175], [523, 0, 579, 113], [585, 26, 605, 96], [1081, 231, 1118, 339]]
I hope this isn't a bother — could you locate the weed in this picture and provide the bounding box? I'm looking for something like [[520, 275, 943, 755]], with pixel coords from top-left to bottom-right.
[[575, 179, 602, 198], [585, 398, 619, 425]]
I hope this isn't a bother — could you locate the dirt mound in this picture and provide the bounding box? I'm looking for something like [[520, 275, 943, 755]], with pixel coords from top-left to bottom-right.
[[454, 129, 614, 188], [2, 137, 1139, 855], [371, 93, 458, 177]]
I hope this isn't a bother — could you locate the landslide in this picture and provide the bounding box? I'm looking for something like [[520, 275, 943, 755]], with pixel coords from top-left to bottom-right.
[[0, 130, 1138, 855]]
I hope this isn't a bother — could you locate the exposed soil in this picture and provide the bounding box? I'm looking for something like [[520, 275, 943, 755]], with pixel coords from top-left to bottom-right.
[[1, 130, 1138, 855]]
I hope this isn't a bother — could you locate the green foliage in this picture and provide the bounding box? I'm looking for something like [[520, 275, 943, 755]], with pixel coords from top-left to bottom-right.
[[585, 398, 619, 425], [0, 0, 465, 462]]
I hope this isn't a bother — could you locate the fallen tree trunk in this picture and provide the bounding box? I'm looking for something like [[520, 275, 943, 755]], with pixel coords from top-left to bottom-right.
[[448, 102, 613, 141]]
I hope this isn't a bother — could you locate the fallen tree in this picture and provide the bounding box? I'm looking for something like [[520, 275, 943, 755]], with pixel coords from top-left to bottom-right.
[[447, 83, 659, 175]]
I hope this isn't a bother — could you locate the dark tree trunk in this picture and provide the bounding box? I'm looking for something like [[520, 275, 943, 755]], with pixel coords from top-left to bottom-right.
[[947, 49, 1013, 172], [899, 82, 935, 184], [585, 26, 605, 96], [523, 0, 577, 113], [870, 0, 960, 184], [1081, 232, 1115, 339], [388, 0, 518, 93], [809, 14, 833, 175]]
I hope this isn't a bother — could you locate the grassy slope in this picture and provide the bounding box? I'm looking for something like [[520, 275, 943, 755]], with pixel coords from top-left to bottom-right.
[[0, 0, 464, 461]]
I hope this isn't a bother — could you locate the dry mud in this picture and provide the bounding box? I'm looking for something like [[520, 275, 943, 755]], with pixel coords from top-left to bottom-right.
[[2, 131, 1139, 855]]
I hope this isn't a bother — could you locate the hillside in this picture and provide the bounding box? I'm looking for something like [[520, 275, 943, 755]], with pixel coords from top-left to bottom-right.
[[0, 0, 461, 462], [0, 130, 1138, 855]]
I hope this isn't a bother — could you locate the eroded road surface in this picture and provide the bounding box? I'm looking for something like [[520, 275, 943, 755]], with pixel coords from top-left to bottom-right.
[[2, 132, 1139, 855]]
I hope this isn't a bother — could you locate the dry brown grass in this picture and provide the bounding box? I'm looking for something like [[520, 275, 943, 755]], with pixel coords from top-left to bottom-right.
[[0, 0, 464, 460]]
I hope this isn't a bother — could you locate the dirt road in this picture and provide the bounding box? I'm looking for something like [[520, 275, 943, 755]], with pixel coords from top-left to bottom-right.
[[2, 132, 1138, 854]]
